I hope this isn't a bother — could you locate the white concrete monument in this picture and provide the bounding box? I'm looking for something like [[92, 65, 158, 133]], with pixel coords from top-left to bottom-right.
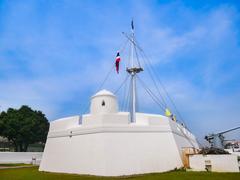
[[39, 89, 199, 176], [40, 21, 199, 176]]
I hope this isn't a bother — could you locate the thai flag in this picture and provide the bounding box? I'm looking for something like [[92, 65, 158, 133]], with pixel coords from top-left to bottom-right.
[[115, 51, 121, 73]]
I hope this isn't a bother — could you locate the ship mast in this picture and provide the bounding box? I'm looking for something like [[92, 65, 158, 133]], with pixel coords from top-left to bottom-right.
[[127, 20, 143, 123]]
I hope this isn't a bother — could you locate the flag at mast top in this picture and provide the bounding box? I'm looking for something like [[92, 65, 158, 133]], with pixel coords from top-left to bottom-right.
[[131, 20, 134, 31], [130, 19, 134, 68]]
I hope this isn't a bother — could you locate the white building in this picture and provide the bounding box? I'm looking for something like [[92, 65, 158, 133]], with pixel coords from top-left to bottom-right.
[[189, 154, 239, 172], [39, 89, 199, 176]]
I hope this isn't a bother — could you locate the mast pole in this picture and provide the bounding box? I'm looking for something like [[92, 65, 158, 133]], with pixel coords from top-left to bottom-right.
[[126, 20, 143, 123], [131, 72, 136, 123], [131, 21, 136, 123]]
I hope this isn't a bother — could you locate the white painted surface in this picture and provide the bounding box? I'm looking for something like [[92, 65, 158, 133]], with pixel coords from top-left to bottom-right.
[[0, 152, 42, 165], [39, 89, 199, 176], [189, 154, 239, 172], [225, 149, 240, 156], [50, 116, 80, 132], [90, 89, 118, 115]]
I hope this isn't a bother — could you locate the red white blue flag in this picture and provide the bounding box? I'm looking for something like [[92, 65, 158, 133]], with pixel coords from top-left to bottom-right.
[[115, 51, 121, 73]]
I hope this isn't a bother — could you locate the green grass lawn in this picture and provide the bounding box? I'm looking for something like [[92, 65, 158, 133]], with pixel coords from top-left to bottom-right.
[[0, 167, 239, 180]]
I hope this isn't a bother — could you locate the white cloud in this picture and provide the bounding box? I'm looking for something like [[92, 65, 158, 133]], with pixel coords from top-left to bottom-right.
[[0, 1, 239, 142]]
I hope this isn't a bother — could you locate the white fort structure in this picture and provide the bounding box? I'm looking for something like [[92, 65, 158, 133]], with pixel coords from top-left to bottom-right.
[[39, 89, 199, 176], [39, 21, 199, 176]]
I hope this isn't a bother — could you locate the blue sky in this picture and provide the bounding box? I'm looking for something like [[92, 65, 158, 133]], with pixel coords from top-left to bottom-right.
[[0, 0, 240, 143]]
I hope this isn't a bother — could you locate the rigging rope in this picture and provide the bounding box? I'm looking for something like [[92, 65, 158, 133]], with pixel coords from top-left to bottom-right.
[[133, 38, 187, 127], [119, 39, 129, 53], [114, 75, 129, 94], [140, 52, 168, 108], [95, 64, 115, 93], [178, 124, 197, 148], [120, 76, 128, 110], [135, 79, 139, 112], [95, 38, 129, 93], [137, 75, 166, 109], [123, 79, 131, 111], [133, 39, 142, 68], [137, 75, 165, 112], [80, 38, 129, 114], [123, 32, 167, 107]]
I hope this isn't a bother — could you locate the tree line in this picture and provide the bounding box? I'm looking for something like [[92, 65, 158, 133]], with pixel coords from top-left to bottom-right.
[[0, 105, 49, 152]]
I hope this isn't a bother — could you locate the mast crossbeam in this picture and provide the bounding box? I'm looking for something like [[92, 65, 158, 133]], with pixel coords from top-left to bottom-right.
[[126, 67, 143, 74]]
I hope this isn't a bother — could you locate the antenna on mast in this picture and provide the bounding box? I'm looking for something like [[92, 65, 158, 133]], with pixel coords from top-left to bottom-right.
[[126, 20, 143, 123]]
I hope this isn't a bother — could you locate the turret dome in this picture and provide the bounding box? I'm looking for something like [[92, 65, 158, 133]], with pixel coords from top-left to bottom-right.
[[92, 89, 115, 98], [90, 89, 118, 114]]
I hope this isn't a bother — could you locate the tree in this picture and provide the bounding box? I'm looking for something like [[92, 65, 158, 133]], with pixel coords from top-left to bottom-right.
[[0, 105, 49, 152]]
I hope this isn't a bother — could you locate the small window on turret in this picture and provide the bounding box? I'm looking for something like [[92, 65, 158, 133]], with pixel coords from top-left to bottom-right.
[[102, 100, 105, 106]]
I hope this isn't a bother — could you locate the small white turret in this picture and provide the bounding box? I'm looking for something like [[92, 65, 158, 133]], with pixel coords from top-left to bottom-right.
[[90, 89, 118, 114]]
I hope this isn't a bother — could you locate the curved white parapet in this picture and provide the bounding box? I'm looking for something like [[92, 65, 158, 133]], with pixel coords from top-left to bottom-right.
[[39, 89, 199, 176], [49, 116, 81, 132]]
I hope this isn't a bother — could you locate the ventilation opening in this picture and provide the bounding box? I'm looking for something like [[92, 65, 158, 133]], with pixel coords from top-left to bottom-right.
[[102, 100, 105, 106]]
